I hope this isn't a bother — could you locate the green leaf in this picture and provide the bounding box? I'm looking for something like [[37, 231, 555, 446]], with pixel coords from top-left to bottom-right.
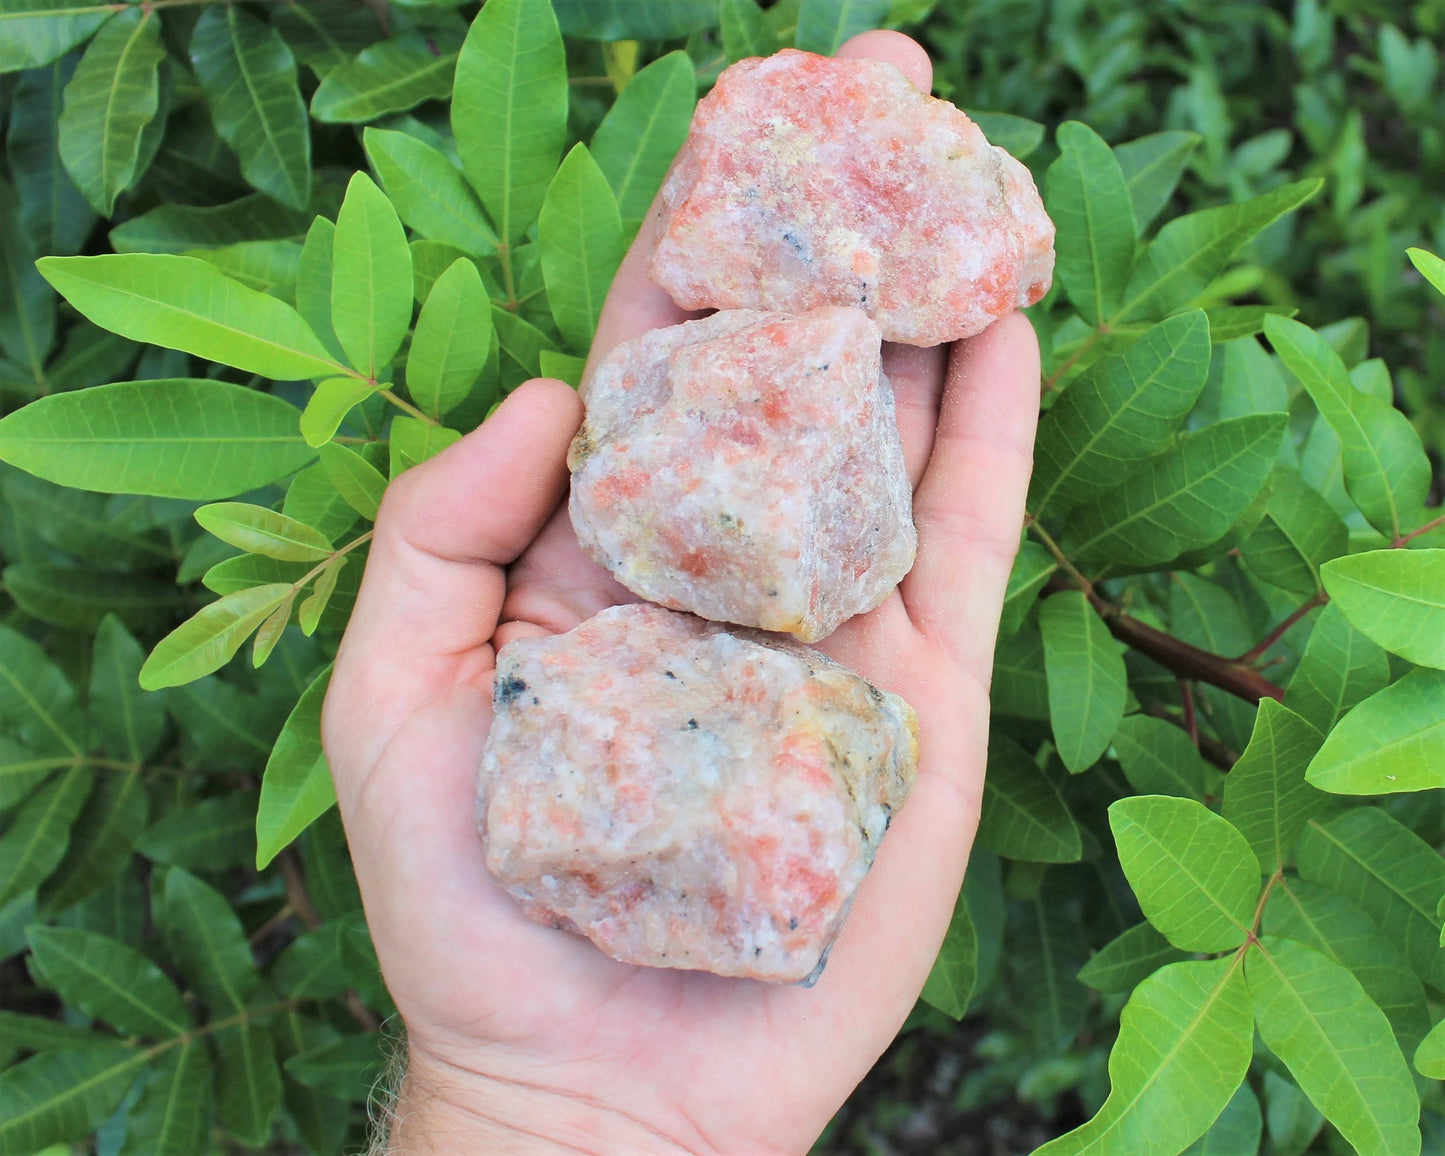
[[1416, 1020, 1445, 1081], [3, 564, 180, 634], [203, 554, 305, 596], [296, 217, 344, 362], [1296, 807, 1445, 989], [363, 127, 496, 257], [40, 766, 148, 912], [1180, 1082, 1262, 1156], [299, 377, 381, 448], [1033, 958, 1253, 1156], [538, 349, 585, 388], [389, 416, 460, 477], [1247, 936, 1419, 1156], [184, 240, 301, 301], [453, 0, 568, 245], [1220, 700, 1326, 872], [1238, 468, 1348, 596], [272, 0, 380, 78], [1286, 602, 1390, 734], [1008, 879, 1089, 1050], [139, 584, 292, 691], [1031, 311, 1212, 515], [407, 258, 492, 419], [312, 28, 460, 123], [720, 0, 779, 62], [1114, 179, 1321, 324], [1111, 715, 1212, 802], [1264, 880, 1430, 1057], [1305, 669, 1445, 795], [0, 624, 84, 757], [968, 110, 1046, 159], [0, 1, 113, 74], [1062, 414, 1286, 568], [0, 176, 56, 379], [0, 766, 91, 908], [191, 6, 311, 211], [26, 926, 190, 1038], [590, 51, 697, 228], [284, 463, 360, 543], [283, 1031, 381, 1100], [920, 885, 977, 1019], [1109, 795, 1258, 952], [37, 255, 343, 381], [1046, 121, 1137, 325], [1077, 922, 1188, 994], [1322, 549, 1445, 669], [999, 540, 1055, 639], [0, 1011, 111, 1052], [1114, 131, 1199, 233], [317, 443, 385, 521], [212, 1021, 281, 1145], [539, 144, 625, 354], [492, 303, 559, 388], [976, 735, 1081, 862], [119, 1039, 211, 1156], [332, 171, 413, 378], [0, 1046, 148, 1156], [137, 792, 258, 872], [111, 195, 312, 255], [9, 58, 95, 257], [299, 555, 346, 634], [1266, 315, 1430, 539], [794, 0, 891, 54], [162, 867, 260, 1013], [195, 503, 333, 562], [56, 7, 164, 216], [256, 665, 336, 869], [1407, 247, 1445, 297], [1039, 591, 1127, 773], [552, 0, 719, 38]]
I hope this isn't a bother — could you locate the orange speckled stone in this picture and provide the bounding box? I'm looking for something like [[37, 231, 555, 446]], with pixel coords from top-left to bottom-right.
[[478, 604, 918, 983], [569, 307, 915, 643], [648, 49, 1054, 346]]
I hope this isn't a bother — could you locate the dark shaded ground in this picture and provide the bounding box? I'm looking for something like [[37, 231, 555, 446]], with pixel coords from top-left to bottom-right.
[[816, 1020, 1081, 1156]]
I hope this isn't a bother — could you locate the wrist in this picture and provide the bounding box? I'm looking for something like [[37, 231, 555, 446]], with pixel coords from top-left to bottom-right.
[[381, 1044, 716, 1156]]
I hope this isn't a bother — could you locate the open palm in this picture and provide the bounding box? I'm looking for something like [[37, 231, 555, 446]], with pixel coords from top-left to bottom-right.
[[322, 31, 1041, 1154]]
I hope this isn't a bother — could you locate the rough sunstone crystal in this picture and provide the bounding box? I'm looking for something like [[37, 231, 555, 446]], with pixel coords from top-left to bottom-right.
[[648, 49, 1055, 346], [477, 604, 919, 983], [568, 306, 915, 643]]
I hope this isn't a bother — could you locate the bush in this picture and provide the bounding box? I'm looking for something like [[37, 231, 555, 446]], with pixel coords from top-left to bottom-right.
[[0, 1, 1442, 1153]]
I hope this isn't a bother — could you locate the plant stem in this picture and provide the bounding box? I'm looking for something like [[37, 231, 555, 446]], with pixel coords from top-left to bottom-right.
[[1180, 680, 1199, 745], [1237, 591, 1326, 666], [1041, 324, 1109, 397], [1145, 705, 1238, 769], [1030, 519, 1287, 704], [378, 389, 437, 425], [498, 241, 518, 312], [1394, 510, 1445, 547]]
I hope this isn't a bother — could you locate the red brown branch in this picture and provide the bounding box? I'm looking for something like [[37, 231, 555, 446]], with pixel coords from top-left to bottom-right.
[[1237, 591, 1327, 666], [1145, 704, 1239, 770], [1394, 510, 1445, 547]]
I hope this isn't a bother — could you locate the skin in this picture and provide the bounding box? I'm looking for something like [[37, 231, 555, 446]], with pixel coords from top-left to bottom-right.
[[322, 30, 1041, 1155]]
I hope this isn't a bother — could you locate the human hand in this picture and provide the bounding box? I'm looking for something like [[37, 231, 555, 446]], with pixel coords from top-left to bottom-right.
[[322, 30, 1041, 1155]]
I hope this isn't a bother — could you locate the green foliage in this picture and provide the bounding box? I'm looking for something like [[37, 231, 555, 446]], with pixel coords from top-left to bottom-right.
[[0, 2, 1442, 1153]]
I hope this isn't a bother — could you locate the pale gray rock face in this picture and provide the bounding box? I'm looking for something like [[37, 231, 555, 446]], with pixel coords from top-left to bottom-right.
[[477, 604, 919, 983], [568, 307, 916, 643], [648, 49, 1055, 347]]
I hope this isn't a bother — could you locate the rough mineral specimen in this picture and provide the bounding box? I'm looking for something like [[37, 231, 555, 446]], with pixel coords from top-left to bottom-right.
[[478, 604, 919, 983], [648, 49, 1055, 346], [569, 307, 915, 643]]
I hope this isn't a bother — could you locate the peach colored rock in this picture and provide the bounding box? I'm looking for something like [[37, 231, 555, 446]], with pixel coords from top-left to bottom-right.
[[648, 49, 1054, 347], [477, 604, 919, 983], [569, 307, 915, 643]]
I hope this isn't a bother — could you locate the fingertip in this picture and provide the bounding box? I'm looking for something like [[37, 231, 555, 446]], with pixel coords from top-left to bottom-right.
[[505, 376, 586, 427], [836, 30, 933, 93]]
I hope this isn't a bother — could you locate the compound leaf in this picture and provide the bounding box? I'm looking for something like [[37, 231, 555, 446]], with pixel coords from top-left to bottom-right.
[[794, 0, 890, 55], [139, 584, 292, 691], [0, 1046, 147, 1155], [1077, 921, 1188, 994]]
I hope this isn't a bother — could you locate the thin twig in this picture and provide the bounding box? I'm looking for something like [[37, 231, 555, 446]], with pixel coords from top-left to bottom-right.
[[1180, 681, 1199, 746], [1237, 591, 1327, 666], [1394, 510, 1445, 547], [1145, 704, 1239, 770]]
